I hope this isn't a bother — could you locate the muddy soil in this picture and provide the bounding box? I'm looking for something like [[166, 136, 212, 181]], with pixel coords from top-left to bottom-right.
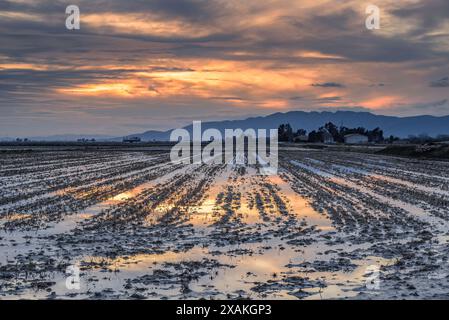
[[1, 146, 449, 299]]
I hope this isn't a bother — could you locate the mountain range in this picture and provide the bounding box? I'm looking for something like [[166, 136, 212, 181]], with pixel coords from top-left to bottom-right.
[[3, 111, 449, 141], [121, 111, 449, 141]]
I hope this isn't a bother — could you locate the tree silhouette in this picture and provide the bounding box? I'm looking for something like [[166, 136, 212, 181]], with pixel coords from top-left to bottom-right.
[[278, 123, 294, 142]]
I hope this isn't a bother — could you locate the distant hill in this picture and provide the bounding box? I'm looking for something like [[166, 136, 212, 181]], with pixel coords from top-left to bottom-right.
[[4, 111, 448, 142], [0, 137, 15, 142], [26, 134, 115, 142], [111, 131, 173, 142], [126, 111, 449, 141]]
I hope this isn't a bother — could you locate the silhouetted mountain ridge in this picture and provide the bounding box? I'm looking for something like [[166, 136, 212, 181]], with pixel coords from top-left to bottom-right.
[[127, 111, 449, 141]]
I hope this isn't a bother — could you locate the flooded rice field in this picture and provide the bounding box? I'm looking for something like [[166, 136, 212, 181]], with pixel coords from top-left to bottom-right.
[[1, 146, 449, 300]]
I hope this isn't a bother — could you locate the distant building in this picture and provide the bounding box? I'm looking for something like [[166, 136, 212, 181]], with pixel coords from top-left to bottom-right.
[[77, 138, 96, 143], [344, 134, 368, 144], [320, 129, 334, 144], [293, 135, 308, 143], [123, 136, 141, 143]]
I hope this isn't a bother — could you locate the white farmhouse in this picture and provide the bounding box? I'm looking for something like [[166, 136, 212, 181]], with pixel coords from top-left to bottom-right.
[[344, 134, 368, 144]]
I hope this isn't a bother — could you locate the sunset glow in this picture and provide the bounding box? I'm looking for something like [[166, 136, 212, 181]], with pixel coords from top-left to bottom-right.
[[0, 0, 448, 136]]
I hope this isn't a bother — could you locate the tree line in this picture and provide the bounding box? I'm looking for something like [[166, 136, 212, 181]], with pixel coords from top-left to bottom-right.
[[278, 122, 390, 143]]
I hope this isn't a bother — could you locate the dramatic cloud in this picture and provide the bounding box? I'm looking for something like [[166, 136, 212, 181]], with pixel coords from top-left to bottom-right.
[[430, 77, 449, 88], [311, 82, 345, 88], [0, 0, 448, 136]]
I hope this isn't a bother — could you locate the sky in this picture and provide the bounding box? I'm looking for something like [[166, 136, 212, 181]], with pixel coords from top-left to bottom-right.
[[0, 0, 448, 137]]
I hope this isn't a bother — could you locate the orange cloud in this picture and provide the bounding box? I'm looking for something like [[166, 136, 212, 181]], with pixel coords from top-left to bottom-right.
[[360, 96, 404, 109], [55, 59, 319, 108], [82, 13, 217, 38], [57, 81, 145, 97]]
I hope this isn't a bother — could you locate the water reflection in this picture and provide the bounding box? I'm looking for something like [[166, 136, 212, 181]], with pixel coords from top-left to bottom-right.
[[268, 175, 333, 231]]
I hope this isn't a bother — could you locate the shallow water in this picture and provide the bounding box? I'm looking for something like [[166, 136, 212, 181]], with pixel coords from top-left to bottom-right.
[[2, 148, 449, 299]]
